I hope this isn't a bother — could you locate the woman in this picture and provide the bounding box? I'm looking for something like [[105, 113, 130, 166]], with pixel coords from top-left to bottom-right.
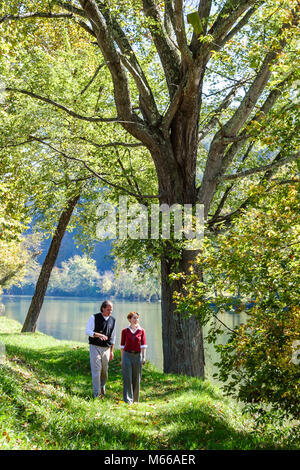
[[121, 312, 147, 404]]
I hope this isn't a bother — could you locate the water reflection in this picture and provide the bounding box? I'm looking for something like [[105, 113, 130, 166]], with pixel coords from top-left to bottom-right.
[[203, 312, 246, 381], [1, 296, 163, 370], [1, 295, 245, 379]]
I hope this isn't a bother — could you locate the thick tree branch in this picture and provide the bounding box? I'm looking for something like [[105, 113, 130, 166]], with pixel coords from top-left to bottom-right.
[[106, 14, 160, 125], [199, 78, 251, 141], [142, 0, 181, 97], [173, 0, 193, 64], [207, 0, 260, 51], [220, 76, 291, 173], [198, 43, 287, 213], [208, 150, 298, 227], [79, 0, 157, 149], [164, 0, 176, 37], [217, 6, 256, 50], [119, 53, 160, 125], [222, 50, 279, 138], [207, 142, 254, 223], [190, 0, 212, 53], [56, 1, 87, 18], [161, 76, 186, 135], [218, 9, 296, 151], [0, 6, 96, 38], [85, 5, 160, 126], [0, 12, 73, 23], [220, 153, 300, 181], [79, 1, 131, 115], [1, 1, 161, 150]]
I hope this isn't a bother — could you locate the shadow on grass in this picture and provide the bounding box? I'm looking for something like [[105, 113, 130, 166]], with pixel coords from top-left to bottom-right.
[[141, 365, 222, 402], [1, 332, 221, 403], [148, 403, 267, 450], [0, 333, 283, 450], [1, 334, 93, 398], [0, 361, 267, 450], [0, 361, 141, 450]]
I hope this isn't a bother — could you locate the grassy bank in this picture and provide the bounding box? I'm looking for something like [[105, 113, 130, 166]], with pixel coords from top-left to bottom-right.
[[0, 317, 298, 450]]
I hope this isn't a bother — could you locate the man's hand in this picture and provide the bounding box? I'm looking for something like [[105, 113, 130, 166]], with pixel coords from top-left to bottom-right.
[[94, 333, 108, 341], [109, 351, 114, 361]]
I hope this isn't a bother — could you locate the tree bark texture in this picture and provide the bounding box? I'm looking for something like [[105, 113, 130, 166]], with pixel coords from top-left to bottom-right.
[[161, 251, 205, 377], [21, 194, 80, 333], [153, 128, 205, 377]]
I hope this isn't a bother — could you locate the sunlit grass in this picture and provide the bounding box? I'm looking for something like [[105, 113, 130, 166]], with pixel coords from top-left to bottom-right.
[[0, 317, 298, 450]]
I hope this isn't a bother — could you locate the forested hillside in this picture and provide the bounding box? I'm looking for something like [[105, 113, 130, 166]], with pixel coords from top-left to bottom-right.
[[4, 229, 113, 296], [4, 229, 160, 301], [36, 229, 114, 272]]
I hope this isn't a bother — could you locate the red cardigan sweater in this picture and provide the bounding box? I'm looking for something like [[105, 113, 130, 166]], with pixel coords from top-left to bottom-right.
[[121, 327, 147, 352]]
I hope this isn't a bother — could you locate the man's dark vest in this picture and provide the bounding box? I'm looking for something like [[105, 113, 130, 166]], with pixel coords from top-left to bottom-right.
[[88, 313, 115, 347]]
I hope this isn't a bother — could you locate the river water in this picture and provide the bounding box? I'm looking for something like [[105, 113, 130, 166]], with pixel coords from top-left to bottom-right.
[[1, 295, 244, 380]]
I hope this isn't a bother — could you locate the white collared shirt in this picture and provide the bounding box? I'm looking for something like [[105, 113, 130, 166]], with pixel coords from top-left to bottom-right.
[[127, 324, 141, 334], [85, 314, 116, 344]]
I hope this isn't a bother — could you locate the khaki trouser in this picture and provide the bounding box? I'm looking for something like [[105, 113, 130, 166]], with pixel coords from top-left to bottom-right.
[[89, 344, 110, 397]]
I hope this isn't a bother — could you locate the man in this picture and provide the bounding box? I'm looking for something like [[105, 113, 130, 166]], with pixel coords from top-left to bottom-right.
[[85, 300, 116, 398]]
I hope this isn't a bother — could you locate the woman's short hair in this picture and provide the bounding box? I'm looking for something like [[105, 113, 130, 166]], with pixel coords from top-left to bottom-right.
[[100, 300, 112, 312], [127, 311, 140, 320]]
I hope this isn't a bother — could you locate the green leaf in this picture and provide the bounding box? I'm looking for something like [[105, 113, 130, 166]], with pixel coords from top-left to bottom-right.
[[187, 12, 203, 35]]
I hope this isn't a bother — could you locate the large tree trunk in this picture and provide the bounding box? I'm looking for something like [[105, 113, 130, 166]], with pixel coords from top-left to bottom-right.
[[161, 250, 205, 377], [21, 194, 80, 332], [154, 128, 206, 378]]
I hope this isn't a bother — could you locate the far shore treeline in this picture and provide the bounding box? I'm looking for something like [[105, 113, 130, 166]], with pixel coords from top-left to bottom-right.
[[3, 228, 160, 301], [4, 253, 160, 301]]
